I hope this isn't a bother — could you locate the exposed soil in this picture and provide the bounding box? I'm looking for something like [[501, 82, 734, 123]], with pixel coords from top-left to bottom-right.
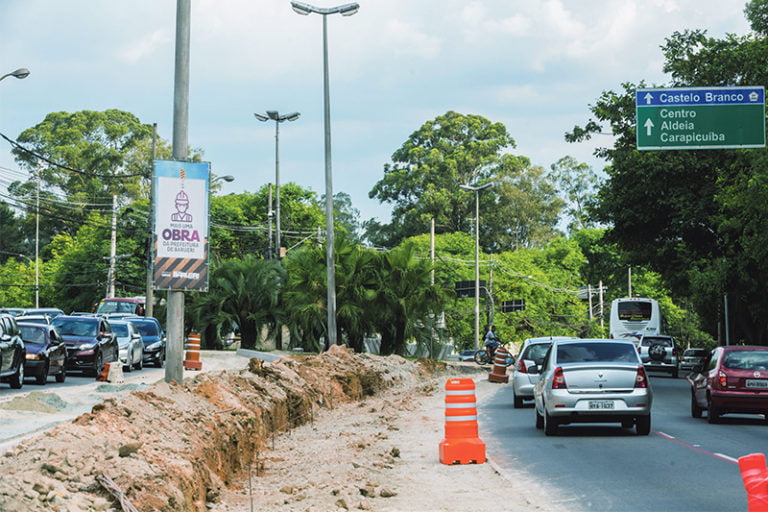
[[0, 346, 565, 512]]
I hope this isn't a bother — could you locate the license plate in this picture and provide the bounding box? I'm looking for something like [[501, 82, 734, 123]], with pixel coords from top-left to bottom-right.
[[589, 400, 615, 410], [746, 379, 768, 388]]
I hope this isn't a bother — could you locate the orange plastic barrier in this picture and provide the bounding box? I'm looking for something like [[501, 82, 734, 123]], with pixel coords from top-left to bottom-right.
[[439, 378, 486, 465], [739, 453, 768, 511], [183, 332, 203, 370], [488, 346, 510, 384], [96, 362, 110, 381]]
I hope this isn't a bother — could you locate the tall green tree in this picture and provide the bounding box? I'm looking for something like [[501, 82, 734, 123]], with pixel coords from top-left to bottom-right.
[[568, 2, 768, 344], [549, 156, 601, 234]]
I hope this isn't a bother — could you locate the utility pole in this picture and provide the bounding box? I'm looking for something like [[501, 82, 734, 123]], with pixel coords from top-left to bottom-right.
[[146, 123, 157, 319], [167, 0, 190, 384], [107, 195, 117, 298]]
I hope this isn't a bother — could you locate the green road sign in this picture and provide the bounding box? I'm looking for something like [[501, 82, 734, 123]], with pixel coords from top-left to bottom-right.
[[636, 86, 766, 150]]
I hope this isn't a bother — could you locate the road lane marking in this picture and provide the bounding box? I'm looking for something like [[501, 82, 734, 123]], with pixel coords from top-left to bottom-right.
[[654, 430, 737, 464]]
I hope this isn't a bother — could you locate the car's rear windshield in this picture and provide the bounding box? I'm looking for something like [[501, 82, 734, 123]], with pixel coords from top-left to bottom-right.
[[111, 324, 128, 336], [521, 343, 550, 363], [684, 349, 707, 357], [556, 342, 638, 364], [641, 337, 673, 347], [722, 350, 768, 370]]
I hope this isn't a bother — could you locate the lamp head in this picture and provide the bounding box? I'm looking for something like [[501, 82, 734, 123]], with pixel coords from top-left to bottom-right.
[[291, 1, 312, 15], [254, 112, 269, 122], [338, 3, 360, 15], [11, 68, 30, 79], [266, 110, 280, 121]]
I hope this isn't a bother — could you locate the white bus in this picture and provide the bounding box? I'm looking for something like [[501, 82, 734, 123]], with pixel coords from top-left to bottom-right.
[[609, 297, 663, 341]]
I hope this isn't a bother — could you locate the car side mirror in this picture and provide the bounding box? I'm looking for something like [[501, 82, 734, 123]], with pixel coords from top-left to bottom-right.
[[525, 360, 539, 374]]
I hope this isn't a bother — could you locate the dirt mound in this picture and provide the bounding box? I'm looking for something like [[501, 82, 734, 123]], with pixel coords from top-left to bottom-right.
[[0, 346, 455, 512]]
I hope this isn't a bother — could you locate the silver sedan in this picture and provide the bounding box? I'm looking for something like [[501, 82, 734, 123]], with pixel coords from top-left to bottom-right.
[[533, 339, 653, 436]]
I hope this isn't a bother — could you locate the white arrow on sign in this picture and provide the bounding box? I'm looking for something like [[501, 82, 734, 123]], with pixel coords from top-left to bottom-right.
[[644, 92, 654, 104], [644, 118, 654, 136]]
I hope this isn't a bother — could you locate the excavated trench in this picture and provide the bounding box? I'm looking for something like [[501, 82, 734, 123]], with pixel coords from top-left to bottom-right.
[[0, 346, 452, 512]]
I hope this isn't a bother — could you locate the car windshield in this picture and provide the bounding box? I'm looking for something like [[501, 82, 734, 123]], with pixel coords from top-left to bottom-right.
[[97, 301, 138, 314], [52, 319, 97, 337], [685, 349, 707, 357], [722, 351, 768, 371], [19, 326, 45, 344], [111, 324, 128, 336], [556, 342, 638, 363], [133, 322, 158, 337]]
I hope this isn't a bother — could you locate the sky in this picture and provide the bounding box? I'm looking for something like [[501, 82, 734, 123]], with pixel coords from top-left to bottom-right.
[[0, 0, 754, 226]]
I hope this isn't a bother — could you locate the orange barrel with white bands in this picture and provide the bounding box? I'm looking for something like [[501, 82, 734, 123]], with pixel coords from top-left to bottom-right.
[[183, 332, 203, 370], [439, 378, 486, 465], [488, 346, 510, 383]]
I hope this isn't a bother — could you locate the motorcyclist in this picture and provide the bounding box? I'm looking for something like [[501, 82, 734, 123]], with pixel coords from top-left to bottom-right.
[[483, 326, 501, 359]]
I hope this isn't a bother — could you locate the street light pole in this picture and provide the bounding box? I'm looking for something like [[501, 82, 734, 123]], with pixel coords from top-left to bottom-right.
[[254, 111, 300, 259], [291, 1, 358, 347], [460, 182, 494, 350]]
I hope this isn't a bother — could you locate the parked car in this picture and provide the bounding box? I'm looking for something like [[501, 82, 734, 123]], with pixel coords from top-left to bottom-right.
[[0, 308, 25, 317], [690, 345, 768, 423], [109, 319, 144, 372], [533, 338, 653, 436], [125, 316, 166, 368], [15, 314, 52, 325], [638, 334, 679, 378], [18, 322, 66, 384], [679, 348, 709, 372], [512, 340, 554, 408], [0, 313, 25, 388], [458, 350, 476, 362], [51, 315, 118, 376]]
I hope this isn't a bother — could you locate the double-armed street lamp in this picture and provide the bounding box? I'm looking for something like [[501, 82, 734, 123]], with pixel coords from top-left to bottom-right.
[[291, 1, 359, 347], [460, 182, 495, 350], [254, 111, 300, 259], [0, 68, 30, 82]]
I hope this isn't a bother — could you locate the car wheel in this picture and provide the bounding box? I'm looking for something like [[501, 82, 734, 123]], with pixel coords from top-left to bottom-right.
[[535, 407, 544, 429], [55, 367, 66, 383], [636, 415, 651, 435], [513, 392, 523, 409], [9, 357, 24, 389], [691, 391, 703, 418], [35, 362, 49, 385], [135, 353, 143, 371], [544, 409, 558, 436], [91, 352, 104, 378], [156, 350, 165, 368], [649, 343, 666, 362], [124, 359, 132, 373], [707, 396, 720, 424]]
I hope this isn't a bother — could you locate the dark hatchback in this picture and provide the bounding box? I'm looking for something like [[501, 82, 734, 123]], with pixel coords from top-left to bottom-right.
[[19, 322, 67, 384], [691, 345, 768, 423], [125, 317, 166, 367], [51, 315, 118, 376]]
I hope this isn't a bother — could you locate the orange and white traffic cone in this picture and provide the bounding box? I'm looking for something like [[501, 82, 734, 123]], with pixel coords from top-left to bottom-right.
[[488, 346, 510, 384], [439, 378, 486, 465], [739, 453, 768, 511], [183, 332, 203, 370]]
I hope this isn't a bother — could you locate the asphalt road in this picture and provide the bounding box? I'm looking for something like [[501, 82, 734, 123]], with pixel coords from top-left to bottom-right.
[[480, 371, 765, 511]]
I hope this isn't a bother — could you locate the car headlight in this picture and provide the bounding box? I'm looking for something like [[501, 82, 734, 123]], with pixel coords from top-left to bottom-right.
[[78, 343, 95, 351], [147, 341, 163, 351], [25, 353, 42, 360]]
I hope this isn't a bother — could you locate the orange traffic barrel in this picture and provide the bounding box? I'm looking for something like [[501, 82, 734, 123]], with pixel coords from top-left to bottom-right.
[[439, 378, 485, 465], [488, 346, 510, 384], [183, 332, 203, 370], [739, 453, 768, 511]]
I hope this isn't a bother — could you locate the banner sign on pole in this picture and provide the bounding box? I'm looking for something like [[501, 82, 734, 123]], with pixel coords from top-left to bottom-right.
[[152, 160, 210, 291]]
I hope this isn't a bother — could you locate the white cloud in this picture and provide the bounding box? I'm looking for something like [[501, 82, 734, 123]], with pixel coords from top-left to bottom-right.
[[119, 30, 171, 64]]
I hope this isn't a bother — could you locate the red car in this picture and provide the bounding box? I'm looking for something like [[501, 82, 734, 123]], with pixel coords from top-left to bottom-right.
[[690, 345, 768, 423]]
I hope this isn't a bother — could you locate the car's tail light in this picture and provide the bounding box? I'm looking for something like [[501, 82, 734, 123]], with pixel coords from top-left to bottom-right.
[[552, 367, 567, 389], [672, 347, 677, 356], [635, 366, 648, 388], [718, 370, 727, 388], [516, 360, 528, 374]]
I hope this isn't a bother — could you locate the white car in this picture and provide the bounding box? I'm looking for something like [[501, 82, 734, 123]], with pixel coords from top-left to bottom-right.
[[110, 319, 144, 372], [533, 338, 653, 436]]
